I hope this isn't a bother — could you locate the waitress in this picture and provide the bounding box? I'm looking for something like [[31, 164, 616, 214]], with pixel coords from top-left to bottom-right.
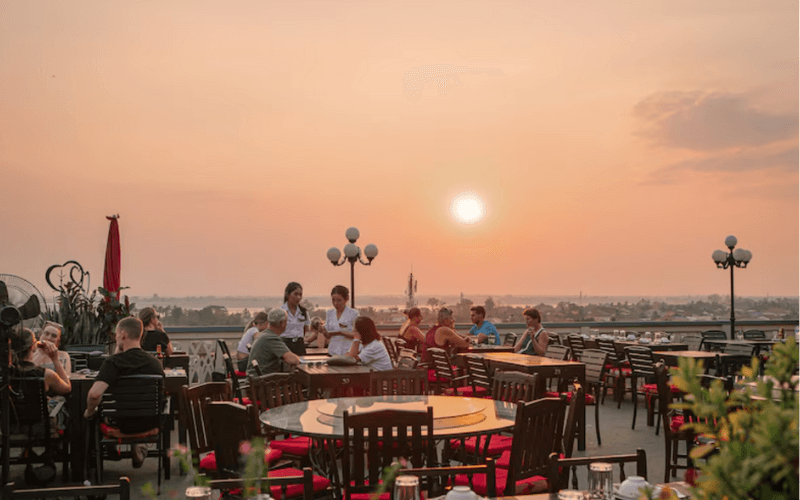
[[280, 282, 310, 355], [324, 285, 360, 356]]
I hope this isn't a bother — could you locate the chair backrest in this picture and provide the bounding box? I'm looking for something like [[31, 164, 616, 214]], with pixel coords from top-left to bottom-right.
[[179, 381, 233, 457], [67, 352, 89, 372], [463, 355, 492, 395], [99, 374, 164, 429], [700, 330, 728, 351], [206, 400, 259, 477], [503, 332, 518, 346], [427, 347, 457, 382], [396, 351, 419, 369], [565, 335, 586, 360], [594, 339, 619, 366], [402, 458, 497, 498], [247, 373, 305, 412], [625, 347, 655, 379], [207, 468, 315, 500], [505, 397, 567, 495], [562, 382, 584, 459], [544, 344, 571, 361], [370, 369, 428, 396], [342, 408, 435, 500], [5, 476, 131, 500], [382, 336, 399, 366], [548, 333, 562, 346], [653, 361, 683, 433], [743, 330, 766, 340], [682, 334, 703, 351], [8, 375, 48, 429], [492, 371, 540, 403], [250, 359, 263, 376], [217, 339, 244, 402], [724, 342, 757, 357], [547, 449, 647, 492], [580, 349, 608, 385]]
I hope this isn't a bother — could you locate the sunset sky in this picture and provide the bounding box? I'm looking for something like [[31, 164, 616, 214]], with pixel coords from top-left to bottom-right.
[[2, 1, 798, 301]]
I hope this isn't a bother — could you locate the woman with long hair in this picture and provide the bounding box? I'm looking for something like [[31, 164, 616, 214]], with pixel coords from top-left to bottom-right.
[[138, 307, 174, 355], [324, 285, 360, 356], [345, 316, 393, 371], [280, 282, 310, 355], [398, 307, 424, 354]]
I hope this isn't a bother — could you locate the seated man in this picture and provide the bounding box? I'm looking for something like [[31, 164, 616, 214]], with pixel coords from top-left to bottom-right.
[[84, 317, 164, 468], [237, 311, 269, 371], [469, 306, 500, 345], [247, 308, 301, 377]]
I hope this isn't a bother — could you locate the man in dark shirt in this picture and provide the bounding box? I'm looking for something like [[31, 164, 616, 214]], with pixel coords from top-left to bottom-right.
[[84, 316, 164, 467]]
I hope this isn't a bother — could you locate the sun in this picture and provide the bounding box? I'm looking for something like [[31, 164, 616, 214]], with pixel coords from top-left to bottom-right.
[[450, 191, 486, 224]]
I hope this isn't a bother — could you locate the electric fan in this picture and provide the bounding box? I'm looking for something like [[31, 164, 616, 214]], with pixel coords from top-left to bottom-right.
[[0, 274, 48, 330]]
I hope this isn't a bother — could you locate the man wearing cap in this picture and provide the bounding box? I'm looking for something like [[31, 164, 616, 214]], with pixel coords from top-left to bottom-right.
[[247, 308, 301, 377], [469, 306, 500, 345]]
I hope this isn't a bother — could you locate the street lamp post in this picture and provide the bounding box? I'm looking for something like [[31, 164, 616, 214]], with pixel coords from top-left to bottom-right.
[[326, 227, 378, 308], [712, 235, 753, 339]]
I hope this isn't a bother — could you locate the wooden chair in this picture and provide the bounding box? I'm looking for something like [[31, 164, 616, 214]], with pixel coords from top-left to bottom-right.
[[682, 334, 703, 351], [91, 374, 168, 493], [595, 338, 628, 403], [342, 408, 435, 500], [742, 329, 766, 340], [406, 458, 497, 498], [207, 468, 316, 500], [722, 342, 757, 376], [178, 381, 232, 474], [247, 373, 310, 462], [548, 332, 562, 346], [492, 371, 540, 404], [427, 348, 470, 395], [625, 347, 658, 430], [454, 397, 567, 496], [5, 476, 131, 500], [654, 362, 694, 483], [551, 349, 606, 446], [700, 330, 728, 351], [205, 401, 329, 498], [544, 344, 571, 362], [503, 333, 518, 346], [396, 351, 419, 369], [565, 334, 586, 361], [560, 382, 584, 459], [460, 354, 492, 397], [382, 337, 399, 367], [4, 375, 69, 481], [216, 339, 246, 403], [370, 368, 427, 396], [547, 449, 647, 492]]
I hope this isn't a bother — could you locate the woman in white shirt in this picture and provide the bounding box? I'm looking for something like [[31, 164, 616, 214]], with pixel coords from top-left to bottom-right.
[[324, 285, 360, 356], [280, 282, 310, 355], [345, 316, 393, 371]]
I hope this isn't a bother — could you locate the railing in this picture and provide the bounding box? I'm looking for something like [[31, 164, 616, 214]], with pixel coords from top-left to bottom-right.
[[166, 319, 798, 384]]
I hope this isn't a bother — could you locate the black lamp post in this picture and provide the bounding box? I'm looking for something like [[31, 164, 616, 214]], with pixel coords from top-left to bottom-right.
[[326, 227, 378, 308], [712, 235, 753, 339]]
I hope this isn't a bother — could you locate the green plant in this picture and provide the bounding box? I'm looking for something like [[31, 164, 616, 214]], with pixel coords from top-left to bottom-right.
[[670, 336, 799, 500], [45, 283, 133, 347]]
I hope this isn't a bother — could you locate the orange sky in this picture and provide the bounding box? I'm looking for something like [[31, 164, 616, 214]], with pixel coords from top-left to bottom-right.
[[2, 1, 798, 300]]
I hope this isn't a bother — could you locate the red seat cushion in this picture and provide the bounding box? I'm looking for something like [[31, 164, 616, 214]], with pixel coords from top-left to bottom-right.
[[268, 467, 331, 499], [543, 391, 596, 405], [198, 448, 283, 472], [234, 370, 248, 378], [427, 369, 448, 383], [454, 469, 548, 496], [640, 383, 682, 394], [449, 435, 513, 456], [233, 396, 253, 405], [100, 423, 158, 440], [270, 436, 312, 456], [670, 415, 685, 433]]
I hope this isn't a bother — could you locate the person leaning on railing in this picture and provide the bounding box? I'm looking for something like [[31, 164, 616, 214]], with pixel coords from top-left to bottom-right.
[[514, 308, 549, 356]]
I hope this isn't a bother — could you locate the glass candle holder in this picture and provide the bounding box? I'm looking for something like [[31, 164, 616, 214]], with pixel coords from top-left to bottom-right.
[[588, 462, 613, 500]]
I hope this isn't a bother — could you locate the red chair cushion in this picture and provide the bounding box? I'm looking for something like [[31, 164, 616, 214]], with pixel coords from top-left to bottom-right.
[[233, 396, 253, 406], [198, 448, 283, 472], [234, 370, 248, 378], [640, 383, 682, 394], [670, 415, 685, 433], [449, 435, 513, 456], [543, 391, 596, 405], [454, 468, 548, 496], [270, 436, 312, 456], [427, 369, 448, 383], [268, 467, 331, 499], [100, 423, 159, 440]]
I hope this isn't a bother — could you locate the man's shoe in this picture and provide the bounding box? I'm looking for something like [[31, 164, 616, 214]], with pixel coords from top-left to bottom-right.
[[132, 444, 148, 469]]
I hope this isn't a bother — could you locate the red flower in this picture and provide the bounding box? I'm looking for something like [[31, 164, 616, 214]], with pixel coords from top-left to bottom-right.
[[684, 468, 698, 486]]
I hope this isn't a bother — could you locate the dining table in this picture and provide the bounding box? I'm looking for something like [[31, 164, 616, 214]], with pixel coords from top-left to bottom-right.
[[292, 362, 374, 399], [614, 340, 689, 352], [457, 352, 587, 451], [701, 339, 781, 356], [66, 367, 188, 481], [260, 394, 518, 491], [655, 351, 731, 375]]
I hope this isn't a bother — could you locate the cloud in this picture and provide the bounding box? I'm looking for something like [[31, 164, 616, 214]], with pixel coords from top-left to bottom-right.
[[634, 90, 798, 151]]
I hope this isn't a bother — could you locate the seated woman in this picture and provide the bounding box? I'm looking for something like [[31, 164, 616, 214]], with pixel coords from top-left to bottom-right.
[[345, 317, 393, 371], [138, 307, 174, 355], [422, 307, 470, 363], [398, 307, 425, 355], [237, 311, 269, 372], [10, 328, 72, 436], [514, 308, 548, 356], [31, 321, 71, 373]]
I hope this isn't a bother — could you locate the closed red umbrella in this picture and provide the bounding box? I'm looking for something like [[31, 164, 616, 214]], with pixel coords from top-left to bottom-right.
[[103, 215, 121, 300]]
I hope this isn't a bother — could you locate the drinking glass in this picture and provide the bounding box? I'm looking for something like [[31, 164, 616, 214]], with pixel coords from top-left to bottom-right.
[[588, 462, 613, 500], [620, 330, 626, 339], [558, 490, 587, 500], [393, 475, 420, 500]]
